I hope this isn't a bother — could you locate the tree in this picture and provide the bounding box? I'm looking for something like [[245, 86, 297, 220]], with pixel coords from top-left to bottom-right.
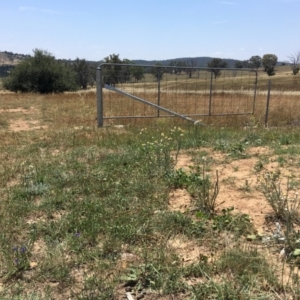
[[207, 58, 228, 79], [288, 51, 300, 75], [151, 63, 164, 81], [249, 55, 261, 70], [3, 49, 77, 93], [103, 54, 131, 86], [120, 59, 132, 83], [234, 60, 252, 68], [262, 54, 278, 76], [168, 60, 185, 74], [185, 59, 197, 78], [234, 61, 244, 68], [130, 65, 144, 82], [73, 58, 91, 89]]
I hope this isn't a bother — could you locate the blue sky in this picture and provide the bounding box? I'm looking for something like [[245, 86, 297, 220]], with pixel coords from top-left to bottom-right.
[[1, 0, 299, 62]]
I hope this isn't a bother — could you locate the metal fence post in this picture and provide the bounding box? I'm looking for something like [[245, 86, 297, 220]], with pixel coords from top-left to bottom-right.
[[96, 67, 103, 127], [209, 71, 214, 116], [264, 80, 271, 127], [157, 78, 161, 117], [252, 70, 258, 114]]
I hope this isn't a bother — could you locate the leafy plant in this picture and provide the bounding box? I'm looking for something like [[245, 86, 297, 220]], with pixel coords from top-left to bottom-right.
[[166, 167, 206, 189], [214, 139, 247, 158], [211, 207, 252, 236]]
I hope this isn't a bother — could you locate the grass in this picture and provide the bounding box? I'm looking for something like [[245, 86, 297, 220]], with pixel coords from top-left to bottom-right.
[[1, 71, 300, 299]]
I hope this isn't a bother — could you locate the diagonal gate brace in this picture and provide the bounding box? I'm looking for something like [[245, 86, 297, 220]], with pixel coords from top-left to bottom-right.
[[104, 84, 205, 126]]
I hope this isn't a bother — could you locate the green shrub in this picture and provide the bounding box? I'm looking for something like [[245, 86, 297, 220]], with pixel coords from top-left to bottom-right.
[[3, 49, 78, 93]]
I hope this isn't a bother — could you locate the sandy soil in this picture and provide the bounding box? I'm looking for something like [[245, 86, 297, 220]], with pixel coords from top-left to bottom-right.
[[0, 107, 47, 131]]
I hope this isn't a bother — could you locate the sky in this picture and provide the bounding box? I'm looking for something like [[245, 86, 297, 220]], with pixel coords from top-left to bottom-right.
[[1, 0, 299, 62]]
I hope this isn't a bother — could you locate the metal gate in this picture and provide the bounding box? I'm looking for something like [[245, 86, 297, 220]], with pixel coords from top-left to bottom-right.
[[96, 63, 258, 127]]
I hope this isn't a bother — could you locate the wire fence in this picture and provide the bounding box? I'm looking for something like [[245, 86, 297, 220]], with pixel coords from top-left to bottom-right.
[[96, 64, 300, 127]]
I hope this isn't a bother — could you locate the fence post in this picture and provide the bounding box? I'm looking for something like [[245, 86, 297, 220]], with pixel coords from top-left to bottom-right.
[[264, 80, 271, 127], [252, 70, 258, 114], [157, 78, 161, 117], [96, 67, 103, 127], [209, 71, 213, 116]]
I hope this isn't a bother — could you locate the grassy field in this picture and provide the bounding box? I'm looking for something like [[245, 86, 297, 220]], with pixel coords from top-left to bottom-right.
[[1, 68, 300, 299]]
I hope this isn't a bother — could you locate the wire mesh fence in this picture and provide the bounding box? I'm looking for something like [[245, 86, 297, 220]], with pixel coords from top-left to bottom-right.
[[96, 63, 300, 127], [255, 77, 300, 127], [96, 64, 258, 126]]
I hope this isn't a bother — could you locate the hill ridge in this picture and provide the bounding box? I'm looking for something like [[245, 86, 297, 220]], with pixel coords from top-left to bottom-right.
[[0, 51, 239, 67]]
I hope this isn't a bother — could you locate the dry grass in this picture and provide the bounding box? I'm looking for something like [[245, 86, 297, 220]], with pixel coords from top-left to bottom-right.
[[1, 86, 300, 129], [102, 89, 300, 127]]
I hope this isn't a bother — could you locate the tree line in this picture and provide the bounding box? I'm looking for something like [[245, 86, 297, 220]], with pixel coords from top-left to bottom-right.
[[3, 49, 300, 94], [3, 49, 97, 93]]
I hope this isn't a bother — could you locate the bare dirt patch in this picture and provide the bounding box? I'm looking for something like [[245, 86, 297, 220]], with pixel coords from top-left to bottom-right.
[[168, 149, 300, 297], [167, 235, 207, 265], [168, 189, 192, 213], [175, 153, 193, 171], [8, 119, 47, 131], [172, 148, 300, 233], [215, 155, 273, 232], [0, 107, 38, 114], [170, 149, 299, 248], [0, 106, 48, 131]]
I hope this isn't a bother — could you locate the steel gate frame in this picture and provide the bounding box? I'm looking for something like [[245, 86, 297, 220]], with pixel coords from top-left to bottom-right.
[[96, 63, 258, 127]]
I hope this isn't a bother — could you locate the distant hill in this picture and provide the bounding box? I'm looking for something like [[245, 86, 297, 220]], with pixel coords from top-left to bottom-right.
[[0, 51, 30, 65], [132, 57, 240, 68], [0, 50, 240, 67], [0, 51, 32, 77]]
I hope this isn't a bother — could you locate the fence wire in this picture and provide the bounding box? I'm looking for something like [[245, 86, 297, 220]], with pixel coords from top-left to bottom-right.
[[96, 64, 300, 127], [97, 64, 257, 125]]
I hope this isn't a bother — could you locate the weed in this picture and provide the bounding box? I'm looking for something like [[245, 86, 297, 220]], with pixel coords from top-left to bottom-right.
[[254, 160, 264, 172], [166, 167, 205, 189], [121, 251, 185, 295], [214, 138, 248, 158], [261, 172, 300, 224], [239, 179, 252, 193], [191, 168, 219, 215], [166, 160, 219, 215], [139, 126, 185, 175], [211, 207, 252, 236], [277, 155, 287, 167]]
